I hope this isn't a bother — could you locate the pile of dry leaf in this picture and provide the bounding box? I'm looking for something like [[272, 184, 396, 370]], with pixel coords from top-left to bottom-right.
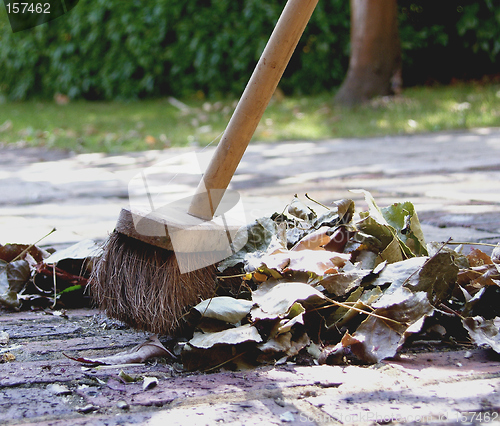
[[1, 191, 499, 371]]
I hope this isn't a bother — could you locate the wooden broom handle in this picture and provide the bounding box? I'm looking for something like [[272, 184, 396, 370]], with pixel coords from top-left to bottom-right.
[[188, 0, 318, 220]]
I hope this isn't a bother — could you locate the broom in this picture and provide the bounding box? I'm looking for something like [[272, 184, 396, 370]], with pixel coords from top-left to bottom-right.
[[90, 0, 319, 335]]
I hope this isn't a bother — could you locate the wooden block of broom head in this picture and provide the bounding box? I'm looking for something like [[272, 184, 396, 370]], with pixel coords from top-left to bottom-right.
[[115, 191, 247, 273]]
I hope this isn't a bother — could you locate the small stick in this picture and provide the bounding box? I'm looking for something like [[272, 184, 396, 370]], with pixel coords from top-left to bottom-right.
[[322, 296, 404, 326], [305, 193, 330, 210], [11, 228, 56, 263], [204, 351, 247, 373], [445, 241, 497, 248], [51, 263, 58, 309]]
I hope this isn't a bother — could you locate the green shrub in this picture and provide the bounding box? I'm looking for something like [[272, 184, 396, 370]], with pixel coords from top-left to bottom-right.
[[0, 0, 350, 100], [399, 0, 500, 85], [0, 0, 499, 100]]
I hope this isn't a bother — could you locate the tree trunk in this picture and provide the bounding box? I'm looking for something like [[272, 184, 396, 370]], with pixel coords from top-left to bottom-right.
[[335, 0, 401, 106]]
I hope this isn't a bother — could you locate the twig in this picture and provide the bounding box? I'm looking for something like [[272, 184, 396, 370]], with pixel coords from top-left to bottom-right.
[[204, 351, 247, 373], [217, 273, 251, 279], [322, 296, 404, 326], [51, 263, 57, 309], [11, 228, 56, 263], [305, 193, 330, 210], [445, 241, 498, 248], [438, 303, 464, 319]]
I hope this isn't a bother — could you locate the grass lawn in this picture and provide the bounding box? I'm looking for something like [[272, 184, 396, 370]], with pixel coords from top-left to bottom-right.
[[1, 82, 500, 153]]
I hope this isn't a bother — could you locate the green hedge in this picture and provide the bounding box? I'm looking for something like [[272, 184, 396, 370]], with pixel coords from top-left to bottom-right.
[[398, 0, 500, 85], [0, 0, 499, 100]]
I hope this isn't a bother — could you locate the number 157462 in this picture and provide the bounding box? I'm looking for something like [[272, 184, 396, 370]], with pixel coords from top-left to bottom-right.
[[5, 3, 51, 14]]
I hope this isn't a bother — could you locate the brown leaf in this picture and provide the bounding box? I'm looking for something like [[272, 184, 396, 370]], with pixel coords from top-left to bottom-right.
[[259, 249, 350, 276], [0, 243, 47, 263], [65, 335, 175, 365], [35, 263, 88, 287], [291, 227, 331, 251], [340, 288, 434, 363], [462, 316, 500, 353], [320, 269, 372, 297], [467, 248, 493, 267], [323, 226, 356, 253], [458, 264, 500, 294]]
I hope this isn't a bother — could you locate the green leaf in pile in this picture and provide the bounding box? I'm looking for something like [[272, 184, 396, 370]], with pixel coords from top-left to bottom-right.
[[58, 285, 84, 295], [380, 201, 428, 257], [352, 190, 427, 262], [275, 302, 306, 335], [326, 286, 383, 328]]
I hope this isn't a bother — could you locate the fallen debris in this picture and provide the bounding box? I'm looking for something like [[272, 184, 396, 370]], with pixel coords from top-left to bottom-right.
[[2, 191, 499, 371]]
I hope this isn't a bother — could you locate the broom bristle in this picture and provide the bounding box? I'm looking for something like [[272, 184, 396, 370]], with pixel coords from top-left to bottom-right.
[[89, 232, 217, 335]]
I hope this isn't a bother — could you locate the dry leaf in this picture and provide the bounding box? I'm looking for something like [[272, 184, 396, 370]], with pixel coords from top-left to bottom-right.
[[193, 297, 255, 324], [462, 316, 500, 353], [251, 282, 326, 320], [291, 227, 331, 251], [259, 249, 350, 276], [65, 335, 174, 365], [341, 288, 434, 363], [188, 324, 263, 349]]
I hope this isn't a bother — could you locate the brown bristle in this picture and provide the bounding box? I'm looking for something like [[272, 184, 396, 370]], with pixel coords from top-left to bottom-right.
[[89, 232, 217, 335]]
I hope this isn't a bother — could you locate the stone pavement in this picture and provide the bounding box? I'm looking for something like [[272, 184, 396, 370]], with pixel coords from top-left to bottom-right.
[[1, 129, 500, 425], [1, 128, 499, 251], [1, 309, 500, 425]]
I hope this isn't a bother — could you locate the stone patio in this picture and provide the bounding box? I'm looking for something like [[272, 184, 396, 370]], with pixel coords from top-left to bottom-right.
[[1, 129, 500, 424]]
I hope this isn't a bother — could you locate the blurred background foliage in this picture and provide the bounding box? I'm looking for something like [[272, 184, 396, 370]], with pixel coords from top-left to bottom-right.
[[0, 0, 499, 101]]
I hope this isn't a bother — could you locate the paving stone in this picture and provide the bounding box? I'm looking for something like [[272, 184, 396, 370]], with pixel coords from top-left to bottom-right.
[[384, 349, 500, 381], [0, 386, 80, 421]]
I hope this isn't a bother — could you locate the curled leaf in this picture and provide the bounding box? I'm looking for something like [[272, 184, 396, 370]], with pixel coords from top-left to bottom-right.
[[193, 297, 255, 324], [188, 324, 263, 349], [342, 288, 434, 363], [0, 259, 31, 309], [462, 316, 500, 353], [288, 195, 315, 221], [142, 377, 159, 391], [252, 282, 326, 319], [65, 335, 174, 365]]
